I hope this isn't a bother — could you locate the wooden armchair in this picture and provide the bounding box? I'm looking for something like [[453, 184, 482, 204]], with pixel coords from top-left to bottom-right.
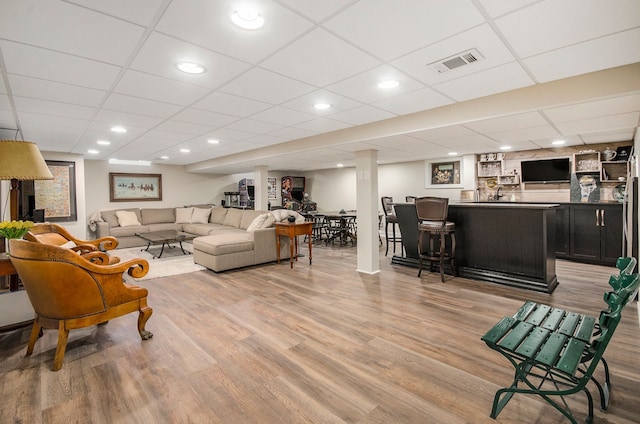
[[8, 239, 153, 371], [25, 222, 119, 265]]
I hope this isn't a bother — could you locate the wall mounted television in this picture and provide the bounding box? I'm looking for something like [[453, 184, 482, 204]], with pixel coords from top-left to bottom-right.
[[521, 158, 571, 183]]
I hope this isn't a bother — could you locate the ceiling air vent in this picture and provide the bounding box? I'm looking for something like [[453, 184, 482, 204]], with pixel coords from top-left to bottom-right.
[[429, 48, 484, 74]]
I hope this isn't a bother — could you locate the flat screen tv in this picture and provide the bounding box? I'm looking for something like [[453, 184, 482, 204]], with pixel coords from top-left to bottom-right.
[[521, 158, 571, 183]]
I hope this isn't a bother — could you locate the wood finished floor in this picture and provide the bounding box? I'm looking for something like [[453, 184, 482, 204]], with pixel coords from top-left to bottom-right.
[[1, 243, 639, 424]]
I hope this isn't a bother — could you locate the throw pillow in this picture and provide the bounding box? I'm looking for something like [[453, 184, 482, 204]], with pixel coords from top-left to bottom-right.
[[247, 213, 271, 231], [175, 207, 193, 224], [116, 210, 141, 227], [191, 207, 211, 224], [60, 240, 77, 249]]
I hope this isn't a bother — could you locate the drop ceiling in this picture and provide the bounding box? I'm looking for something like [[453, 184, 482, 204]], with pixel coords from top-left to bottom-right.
[[0, 0, 639, 174]]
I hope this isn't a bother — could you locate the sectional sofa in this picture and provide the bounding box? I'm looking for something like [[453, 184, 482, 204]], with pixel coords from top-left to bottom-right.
[[92, 206, 303, 272]]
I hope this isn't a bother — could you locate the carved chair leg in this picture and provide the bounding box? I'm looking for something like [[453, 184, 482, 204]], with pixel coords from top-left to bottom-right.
[[53, 322, 69, 371], [26, 320, 42, 356], [137, 300, 153, 340]]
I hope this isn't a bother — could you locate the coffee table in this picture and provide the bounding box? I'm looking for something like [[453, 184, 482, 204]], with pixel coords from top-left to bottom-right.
[[135, 230, 196, 259]]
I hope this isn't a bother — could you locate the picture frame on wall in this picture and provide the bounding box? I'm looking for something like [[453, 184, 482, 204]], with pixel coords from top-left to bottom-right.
[[33, 160, 77, 222], [109, 173, 162, 202], [425, 159, 463, 188]]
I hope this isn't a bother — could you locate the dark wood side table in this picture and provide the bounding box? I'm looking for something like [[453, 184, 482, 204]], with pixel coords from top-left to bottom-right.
[[275, 222, 313, 268]]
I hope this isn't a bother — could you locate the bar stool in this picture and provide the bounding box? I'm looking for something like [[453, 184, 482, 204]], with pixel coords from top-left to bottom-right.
[[405, 196, 417, 203], [381, 196, 402, 256], [416, 196, 456, 282]]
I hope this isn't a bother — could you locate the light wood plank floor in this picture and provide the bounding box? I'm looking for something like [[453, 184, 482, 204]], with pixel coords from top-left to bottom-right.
[[1, 244, 639, 424]]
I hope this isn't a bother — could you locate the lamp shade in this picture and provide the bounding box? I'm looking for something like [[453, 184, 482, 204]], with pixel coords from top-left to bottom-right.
[[0, 140, 53, 180]]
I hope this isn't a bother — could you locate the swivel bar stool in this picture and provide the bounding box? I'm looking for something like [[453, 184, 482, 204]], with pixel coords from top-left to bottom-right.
[[416, 196, 456, 282], [381, 196, 402, 256]]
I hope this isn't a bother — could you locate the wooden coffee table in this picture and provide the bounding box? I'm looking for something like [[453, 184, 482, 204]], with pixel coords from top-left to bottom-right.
[[135, 230, 196, 259]]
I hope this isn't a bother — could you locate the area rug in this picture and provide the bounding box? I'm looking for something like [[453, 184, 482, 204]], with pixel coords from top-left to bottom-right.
[[109, 243, 206, 281]]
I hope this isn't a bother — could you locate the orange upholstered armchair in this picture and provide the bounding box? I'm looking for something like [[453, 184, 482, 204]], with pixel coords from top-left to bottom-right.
[[25, 222, 120, 265], [9, 239, 153, 371]]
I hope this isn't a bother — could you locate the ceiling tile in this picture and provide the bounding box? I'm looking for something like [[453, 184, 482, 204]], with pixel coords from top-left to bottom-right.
[[250, 106, 316, 126], [0, 41, 121, 90], [476, 0, 539, 18], [130, 32, 251, 90], [328, 105, 396, 126], [293, 117, 351, 133], [260, 28, 380, 87], [581, 129, 636, 144], [0, 0, 145, 65], [172, 108, 238, 128], [219, 68, 316, 105], [280, 89, 364, 115], [114, 70, 211, 106], [8, 74, 106, 107], [92, 109, 163, 128], [484, 125, 560, 143], [324, 0, 484, 61], [153, 120, 212, 135], [433, 61, 534, 102], [525, 28, 640, 83], [66, 0, 165, 26], [13, 97, 96, 120], [545, 94, 640, 123], [554, 112, 640, 135], [267, 126, 318, 140], [276, 0, 352, 22], [372, 87, 453, 116], [225, 118, 283, 135], [102, 93, 183, 118], [155, 0, 314, 64], [465, 112, 549, 133], [192, 91, 272, 117], [392, 24, 517, 86], [495, 0, 640, 58]]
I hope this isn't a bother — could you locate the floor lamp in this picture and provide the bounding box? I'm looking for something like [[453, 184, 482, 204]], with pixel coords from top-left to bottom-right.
[[0, 140, 52, 290]]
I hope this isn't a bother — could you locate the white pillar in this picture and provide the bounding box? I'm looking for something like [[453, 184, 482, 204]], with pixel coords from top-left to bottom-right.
[[254, 165, 268, 211], [355, 149, 380, 274]]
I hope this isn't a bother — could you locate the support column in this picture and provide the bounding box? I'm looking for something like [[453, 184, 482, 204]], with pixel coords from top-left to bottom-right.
[[254, 165, 268, 211], [355, 149, 380, 274]]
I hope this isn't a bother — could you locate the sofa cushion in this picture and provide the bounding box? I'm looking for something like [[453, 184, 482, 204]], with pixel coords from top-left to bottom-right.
[[110, 225, 148, 237], [194, 233, 254, 256], [116, 210, 141, 227], [102, 208, 141, 227], [210, 206, 228, 224], [222, 208, 243, 228], [141, 208, 175, 225], [239, 209, 265, 229], [176, 207, 193, 224], [191, 207, 211, 224], [146, 223, 182, 232], [246, 213, 276, 231]]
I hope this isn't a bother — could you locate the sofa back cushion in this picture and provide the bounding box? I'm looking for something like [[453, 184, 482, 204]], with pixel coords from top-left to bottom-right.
[[210, 206, 228, 224], [175, 207, 193, 224], [141, 208, 175, 225], [240, 209, 268, 230], [116, 210, 141, 227], [191, 207, 211, 224], [102, 208, 141, 227], [222, 208, 243, 228]]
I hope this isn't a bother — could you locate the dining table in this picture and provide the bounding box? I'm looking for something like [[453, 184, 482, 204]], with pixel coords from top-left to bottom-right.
[[319, 210, 357, 246]]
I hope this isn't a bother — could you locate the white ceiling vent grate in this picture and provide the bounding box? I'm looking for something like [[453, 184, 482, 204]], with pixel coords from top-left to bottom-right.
[[429, 48, 484, 73]]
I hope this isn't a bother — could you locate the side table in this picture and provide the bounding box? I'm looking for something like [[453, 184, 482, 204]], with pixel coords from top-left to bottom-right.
[[0, 253, 35, 332], [275, 222, 313, 269]]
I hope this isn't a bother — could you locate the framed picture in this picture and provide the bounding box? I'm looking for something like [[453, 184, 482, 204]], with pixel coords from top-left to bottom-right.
[[34, 160, 77, 222], [267, 177, 277, 199], [110, 173, 162, 202], [425, 159, 463, 188]]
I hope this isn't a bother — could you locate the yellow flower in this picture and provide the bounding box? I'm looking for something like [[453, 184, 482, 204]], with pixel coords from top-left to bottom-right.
[[0, 220, 34, 239]]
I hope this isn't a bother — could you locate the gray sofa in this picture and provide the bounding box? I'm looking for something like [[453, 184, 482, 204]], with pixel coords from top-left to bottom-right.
[[93, 206, 299, 272]]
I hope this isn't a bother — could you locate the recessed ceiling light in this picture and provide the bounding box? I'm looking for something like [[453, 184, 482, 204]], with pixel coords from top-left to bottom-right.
[[160, 156, 169, 160], [231, 8, 264, 30], [110, 126, 127, 133], [108, 159, 151, 166], [180, 148, 190, 153], [552, 140, 566, 145], [207, 139, 220, 145], [97, 140, 111, 145], [448, 151, 458, 156], [500, 145, 512, 150], [313, 102, 331, 110], [87, 149, 99, 154], [378, 79, 399, 89], [336, 163, 344, 168], [175, 62, 206, 74]]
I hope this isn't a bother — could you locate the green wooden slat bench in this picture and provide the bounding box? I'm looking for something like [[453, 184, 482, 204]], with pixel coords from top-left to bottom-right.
[[481, 259, 639, 424]]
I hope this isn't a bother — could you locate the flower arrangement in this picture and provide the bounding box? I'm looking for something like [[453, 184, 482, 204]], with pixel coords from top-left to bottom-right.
[[0, 220, 34, 241]]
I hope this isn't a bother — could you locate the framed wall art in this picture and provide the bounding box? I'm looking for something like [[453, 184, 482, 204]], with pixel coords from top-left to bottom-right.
[[109, 173, 162, 202], [33, 160, 77, 222], [267, 177, 277, 199], [425, 159, 463, 188]]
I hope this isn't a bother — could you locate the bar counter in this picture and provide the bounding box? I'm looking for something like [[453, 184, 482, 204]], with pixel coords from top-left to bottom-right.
[[392, 202, 559, 293]]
